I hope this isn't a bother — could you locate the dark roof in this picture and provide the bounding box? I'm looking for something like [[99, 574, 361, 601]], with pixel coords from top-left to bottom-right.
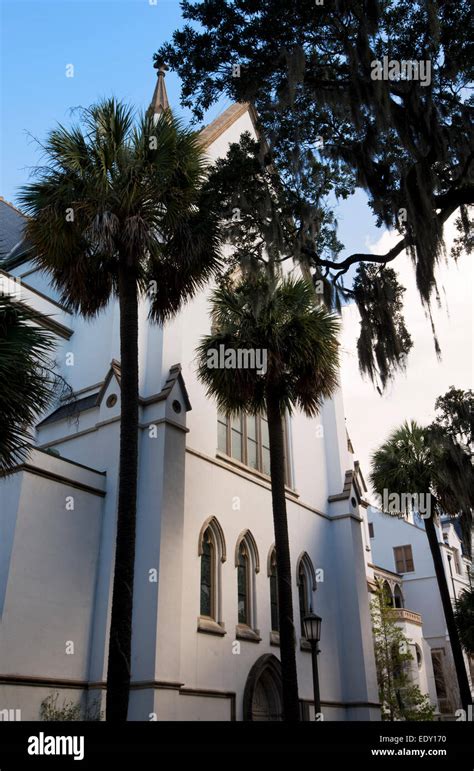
[[37, 362, 191, 429], [158, 363, 192, 412], [37, 393, 99, 427], [0, 198, 30, 264]]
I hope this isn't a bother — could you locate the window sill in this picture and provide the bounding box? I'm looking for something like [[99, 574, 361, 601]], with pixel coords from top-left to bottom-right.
[[270, 631, 280, 647], [197, 617, 226, 636], [236, 624, 261, 643], [215, 451, 298, 496]]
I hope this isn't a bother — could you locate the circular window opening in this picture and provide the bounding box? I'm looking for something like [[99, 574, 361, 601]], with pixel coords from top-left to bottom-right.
[[106, 394, 118, 408], [351, 496, 357, 508], [172, 399, 182, 414], [416, 644, 422, 668]]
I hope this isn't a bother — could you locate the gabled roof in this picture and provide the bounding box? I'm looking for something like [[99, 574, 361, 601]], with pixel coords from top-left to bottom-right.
[[37, 393, 98, 427], [151, 363, 192, 412], [328, 460, 368, 505], [38, 359, 122, 428], [0, 198, 31, 266], [199, 102, 259, 149], [37, 362, 192, 429], [96, 359, 122, 405]]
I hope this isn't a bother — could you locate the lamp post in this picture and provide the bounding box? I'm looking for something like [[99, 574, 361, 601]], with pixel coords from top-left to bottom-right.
[[303, 611, 322, 719]]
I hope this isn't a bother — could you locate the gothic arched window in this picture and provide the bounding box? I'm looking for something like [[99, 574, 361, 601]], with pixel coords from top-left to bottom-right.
[[200, 529, 215, 618], [296, 552, 317, 638], [198, 517, 226, 633], [268, 547, 279, 633], [235, 530, 261, 642], [394, 584, 404, 609], [238, 541, 250, 625]]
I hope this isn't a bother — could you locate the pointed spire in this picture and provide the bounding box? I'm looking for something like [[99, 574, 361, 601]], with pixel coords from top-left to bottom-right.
[[148, 61, 170, 119]]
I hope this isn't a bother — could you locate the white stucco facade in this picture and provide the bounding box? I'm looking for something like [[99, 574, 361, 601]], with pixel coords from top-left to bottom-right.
[[0, 104, 384, 722]]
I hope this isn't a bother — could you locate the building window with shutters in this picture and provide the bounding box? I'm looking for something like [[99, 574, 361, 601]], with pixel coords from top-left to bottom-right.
[[393, 545, 415, 573]]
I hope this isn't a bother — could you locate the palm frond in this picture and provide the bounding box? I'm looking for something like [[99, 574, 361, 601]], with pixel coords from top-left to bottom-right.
[[197, 270, 340, 417], [18, 98, 221, 320], [0, 295, 60, 472]]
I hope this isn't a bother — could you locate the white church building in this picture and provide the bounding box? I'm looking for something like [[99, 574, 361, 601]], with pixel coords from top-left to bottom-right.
[[0, 76, 454, 721]]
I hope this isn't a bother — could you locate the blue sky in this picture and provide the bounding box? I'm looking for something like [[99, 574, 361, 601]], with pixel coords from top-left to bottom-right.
[[1, 0, 381, 265]]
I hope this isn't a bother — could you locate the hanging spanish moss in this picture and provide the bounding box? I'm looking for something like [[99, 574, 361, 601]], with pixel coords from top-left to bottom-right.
[[159, 0, 473, 387], [353, 264, 413, 389]]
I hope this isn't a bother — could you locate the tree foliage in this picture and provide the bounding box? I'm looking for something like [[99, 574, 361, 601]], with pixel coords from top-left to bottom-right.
[[433, 385, 473, 452], [158, 0, 473, 387], [197, 267, 341, 417], [454, 588, 474, 656], [40, 692, 103, 721], [0, 295, 64, 472], [353, 264, 412, 389], [429, 386, 474, 556], [370, 419, 474, 530], [18, 98, 222, 321]]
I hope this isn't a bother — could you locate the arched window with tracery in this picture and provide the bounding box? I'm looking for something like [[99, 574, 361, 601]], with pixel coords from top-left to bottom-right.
[[268, 546, 279, 633], [238, 541, 250, 625], [296, 552, 317, 638], [198, 517, 226, 634], [235, 530, 261, 642], [394, 584, 404, 609], [200, 529, 215, 618]]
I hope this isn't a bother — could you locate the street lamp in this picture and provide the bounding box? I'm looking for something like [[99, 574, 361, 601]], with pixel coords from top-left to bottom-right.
[[303, 611, 322, 719]]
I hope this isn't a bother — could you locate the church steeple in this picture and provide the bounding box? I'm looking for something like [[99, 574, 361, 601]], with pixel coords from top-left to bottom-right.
[[148, 61, 170, 118]]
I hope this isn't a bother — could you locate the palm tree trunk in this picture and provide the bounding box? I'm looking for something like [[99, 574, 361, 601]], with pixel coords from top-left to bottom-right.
[[424, 514, 472, 711], [106, 263, 139, 721], [266, 393, 300, 721]]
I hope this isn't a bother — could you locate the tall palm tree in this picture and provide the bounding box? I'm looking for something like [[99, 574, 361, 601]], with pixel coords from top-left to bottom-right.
[[197, 267, 340, 721], [370, 420, 473, 711], [19, 99, 221, 721], [0, 294, 59, 472]]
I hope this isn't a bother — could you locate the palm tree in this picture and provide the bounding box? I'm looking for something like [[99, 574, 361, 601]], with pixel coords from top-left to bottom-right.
[[197, 267, 340, 721], [370, 420, 473, 711], [0, 294, 60, 472], [19, 99, 221, 721]]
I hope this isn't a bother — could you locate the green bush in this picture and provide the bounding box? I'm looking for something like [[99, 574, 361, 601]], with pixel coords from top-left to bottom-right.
[[39, 692, 103, 721]]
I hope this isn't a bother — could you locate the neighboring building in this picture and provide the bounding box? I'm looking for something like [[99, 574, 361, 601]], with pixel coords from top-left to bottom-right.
[[368, 506, 473, 716], [345, 478, 440, 715], [0, 76, 380, 721]]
